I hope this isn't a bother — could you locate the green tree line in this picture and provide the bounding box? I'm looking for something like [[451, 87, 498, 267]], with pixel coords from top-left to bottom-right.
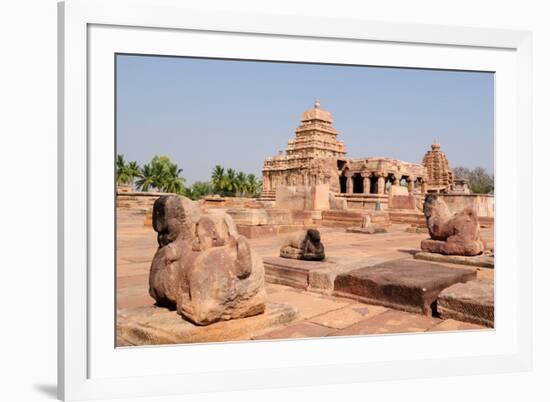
[[116, 155, 262, 200], [452, 166, 494, 194]]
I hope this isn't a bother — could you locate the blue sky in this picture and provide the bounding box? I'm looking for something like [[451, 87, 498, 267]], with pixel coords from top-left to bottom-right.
[[116, 55, 494, 185]]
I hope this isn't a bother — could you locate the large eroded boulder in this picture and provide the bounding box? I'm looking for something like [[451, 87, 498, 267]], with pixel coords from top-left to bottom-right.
[[420, 194, 484, 256], [149, 195, 266, 325]]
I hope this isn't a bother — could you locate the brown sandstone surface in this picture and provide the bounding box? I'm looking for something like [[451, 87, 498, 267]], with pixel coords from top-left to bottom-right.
[[437, 279, 494, 327], [117, 207, 493, 345]]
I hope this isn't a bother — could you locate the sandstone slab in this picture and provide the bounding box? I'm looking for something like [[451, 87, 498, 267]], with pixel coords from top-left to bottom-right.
[[307, 257, 385, 294], [331, 309, 441, 336], [345, 227, 388, 234], [253, 322, 335, 340], [428, 319, 488, 332], [309, 304, 388, 329], [266, 289, 350, 320], [117, 302, 298, 346], [437, 279, 494, 327], [333, 259, 477, 315], [263, 255, 382, 292], [236, 224, 277, 239], [264, 256, 336, 289], [225, 208, 268, 225], [414, 251, 494, 268]]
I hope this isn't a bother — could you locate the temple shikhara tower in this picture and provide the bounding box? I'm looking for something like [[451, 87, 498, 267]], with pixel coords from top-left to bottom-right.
[[422, 140, 454, 193], [286, 99, 346, 159], [260, 100, 345, 201], [261, 100, 443, 209]]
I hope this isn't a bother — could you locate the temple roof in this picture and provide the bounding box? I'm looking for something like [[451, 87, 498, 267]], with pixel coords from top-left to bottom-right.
[[431, 139, 441, 150], [300, 99, 333, 124], [422, 140, 453, 189]]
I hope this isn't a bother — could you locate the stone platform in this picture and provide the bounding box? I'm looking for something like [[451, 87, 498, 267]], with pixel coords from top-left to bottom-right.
[[414, 251, 494, 268], [117, 208, 494, 345], [437, 279, 494, 327], [263, 256, 384, 293], [345, 227, 388, 234], [333, 259, 477, 315], [117, 302, 298, 346]]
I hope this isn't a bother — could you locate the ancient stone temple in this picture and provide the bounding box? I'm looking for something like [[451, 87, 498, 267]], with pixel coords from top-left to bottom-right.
[[260, 100, 345, 200], [261, 100, 428, 209], [422, 140, 454, 193]]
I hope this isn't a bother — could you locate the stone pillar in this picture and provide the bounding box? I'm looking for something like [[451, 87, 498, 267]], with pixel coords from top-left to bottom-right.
[[421, 180, 427, 194], [407, 177, 414, 194], [377, 174, 385, 195], [393, 175, 401, 186], [346, 174, 353, 194], [362, 175, 371, 194]]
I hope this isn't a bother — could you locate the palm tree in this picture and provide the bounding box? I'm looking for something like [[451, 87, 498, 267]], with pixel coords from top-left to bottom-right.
[[235, 171, 247, 196], [246, 174, 260, 197], [126, 160, 141, 190], [163, 163, 185, 194], [116, 154, 132, 185], [136, 163, 155, 191], [225, 168, 237, 195], [211, 165, 226, 194]]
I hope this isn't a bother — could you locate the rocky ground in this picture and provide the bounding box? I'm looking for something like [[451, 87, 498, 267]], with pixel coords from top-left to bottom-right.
[[116, 209, 494, 346]]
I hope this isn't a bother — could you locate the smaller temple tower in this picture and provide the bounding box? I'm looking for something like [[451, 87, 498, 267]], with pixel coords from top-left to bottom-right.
[[422, 140, 453, 193]]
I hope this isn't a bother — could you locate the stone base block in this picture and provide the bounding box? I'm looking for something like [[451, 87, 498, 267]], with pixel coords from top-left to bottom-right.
[[116, 302, 298, 346], [264, 256, 386, 294], [236, 224, 277, 239], [263, 256, 335, 289], [235, 224, 304, 239], [414, 251, 494, 268], [307, 257, 386, 294], [226, 208, 268, 225], [389, 211, 426, 226], [345, 226, 388, 234], [333, 259, 477, 315], [420, 239, 484, 256], [437, 279, 494, 327]]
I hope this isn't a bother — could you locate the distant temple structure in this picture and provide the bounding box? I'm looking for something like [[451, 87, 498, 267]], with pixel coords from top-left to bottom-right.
[[261, 100, 456, 208], [421, 140, 454, 193]]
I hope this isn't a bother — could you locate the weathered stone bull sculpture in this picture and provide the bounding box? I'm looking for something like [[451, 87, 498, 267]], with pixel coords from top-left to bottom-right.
[[421, 194, 484, 256], [149, 195, 265, 325], [280, 228, 325, 261]]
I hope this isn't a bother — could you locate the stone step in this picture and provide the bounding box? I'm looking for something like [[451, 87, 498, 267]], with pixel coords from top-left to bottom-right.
[[333, 259, 477, 316], [437, 279, 494, 327], [321, 210, 390, 228], [414, 251, 494, 269], [263, 257, 337, 290], [116, 302, 298, 346], [388, 211, 426, 226]]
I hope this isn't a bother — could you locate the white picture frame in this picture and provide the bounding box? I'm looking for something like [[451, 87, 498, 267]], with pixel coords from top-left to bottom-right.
[[58, 0, 533, 400]]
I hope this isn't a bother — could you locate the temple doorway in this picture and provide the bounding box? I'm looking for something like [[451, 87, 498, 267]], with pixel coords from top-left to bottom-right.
[[339, 175, 347, 193], [352, 173, 363, 193]]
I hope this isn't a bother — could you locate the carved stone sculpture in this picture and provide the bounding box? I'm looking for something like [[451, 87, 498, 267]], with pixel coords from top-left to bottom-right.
[[149, 195, 266, 325], [280, 229, 325, 261], [420, 194, 484, 256]]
